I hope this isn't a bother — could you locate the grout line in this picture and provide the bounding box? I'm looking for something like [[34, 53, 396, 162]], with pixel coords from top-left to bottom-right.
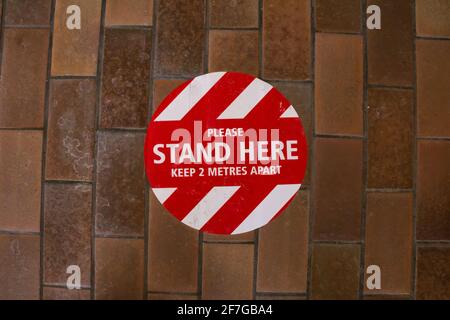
[[0, 0, 7, 76], [209, 27, 259, 31], [96, 127, 147, 133], [368, 83, 414, 90], [45, 179, 92, 185], [0, 230, 41, 236], [366, 188, 413, 193], [417, 136, 450, 141], [105, 25, 152, 30], [50, 75, 97, 80], [0, 127, 44, 131], [314, 133, 364, 140], [256, 292, 308, 297], [313, 240, 364, 245], [416, 35, 450, 41], [3, 24, 50, 29], [315, 30, 362, 36], [43, 283, 90, 290], [95, 234, 145, 240], [147, 291, 198, 296], [202, 240, 255, 245], [416, 241, 450, 246]]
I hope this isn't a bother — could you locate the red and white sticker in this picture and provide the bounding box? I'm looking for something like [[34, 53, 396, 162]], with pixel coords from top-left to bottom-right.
[[145, 72, 307, 235]]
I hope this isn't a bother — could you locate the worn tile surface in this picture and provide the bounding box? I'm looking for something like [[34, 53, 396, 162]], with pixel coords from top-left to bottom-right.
[[316, 0, 361, 33], [209, 0, 258, 28], [416, 0, 450, 38], [43, 287, 91, 300], [105, 0, 153, 26], [417, 247, 450, 300], [5, 0, 51, 26]]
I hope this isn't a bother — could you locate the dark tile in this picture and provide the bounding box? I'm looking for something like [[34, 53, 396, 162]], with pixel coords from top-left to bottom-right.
[[257, 294, 306, 300], [315, 33, 363, 136], [417, 246, 450, 300], [152, 79, 186, 113], [367, 0, 414, 86], [5, 0, 51, 25], [368, 88, 414, 188], [0, 29, 49, 128], [0, 131, 42, 232], [365, 193, 413, 295], [148, 293, 198, 300], [263, 0, 311, 80], [417, 40, 450, 137], [43, 287, 91, 300], [316, 0, 361, 33], [95, 238, 144, 300], [155, 0, 205, 76], [203, 231, 254, 242], [364, 294, 411, 300], [44, 183, 92, 287], [95, 132, 146, 237], [105, 0, 153, 26], [46, 79, 96, 181], [257, 191, 309, 293], [209, 0, 258, 28], [311, 244, 360, 300], [416, 0, 450, 38], [313, 138, 363, 241], [0, 235, 40, 300], [417, 141, 450, 240], [100, 28, 151, 128]]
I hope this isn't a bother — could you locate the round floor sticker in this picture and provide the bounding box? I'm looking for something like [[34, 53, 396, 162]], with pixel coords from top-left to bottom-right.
[[145, 72, 307, 235]]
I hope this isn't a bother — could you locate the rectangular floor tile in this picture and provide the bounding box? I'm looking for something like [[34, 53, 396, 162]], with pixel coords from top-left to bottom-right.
[[44, 183, 92, 287], [315, 33, 363, 136], [155, 0, 205, 76], [315, 0, 361, 33], [0, 131, 42, 232], [43, 287, 91, 300], [0, 234, 40, 300], [95, 238, 144, 300], [263, 0, 311, 80], [417, 246, 450, 300], [152, 79, 186, 113], [416, 0, 450, 38], [5, 0, 51, 26], [313, 138, 362, 241], [203, 231, 254, 242], [417, 141, 450, 240], [148, 293, 198, 300], [365, 193, 413, 295], [202, 243, 254, 299], [46, 79, 96, 181], [51, 0, 101, 76], [257, 191, 309, 293], [105, 0, 153, 26], [368, 88, 414, 188], [209, 0, 258, 28]]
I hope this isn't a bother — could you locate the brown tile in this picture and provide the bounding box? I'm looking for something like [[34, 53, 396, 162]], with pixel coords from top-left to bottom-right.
[[313, 138, 362, 241], [46, 79, 96, 181], [0, 29, 49, 128], [0, 131, 42, 232], [95, 132, 145, 237], [417, 246, 450, 300], [43, 287, 91, 300], [363, 294, 411, 300], [0, 235, 40, 300], [417, 40, 450, 137], [257, 191, 309, 293], [257, 294, 306, 300], [152, 79, 186, 113], [315, 33, 363, 136], [416, 0, 450, 38], [5, 0, 51, 25], [209, 0, 258, 28], [95, 238, 144, 300], [417, 141, 450, 240], [202, 243, 254, 299], [105, 0, 153, 26], [311, 244, 360, 300], [367, 0, 414, 86], [148, 192, 199, 293], [155, 0, 205, 76], [51, 0, 101, 76], [368, 88, 414, 189], [100, 28, 151, 128], [208, 30, 259, 76], [203, 231, 254, 242], [148, 293, 198, 300], [316, 0, 361, 33], [263, 0, 311, 80], [364, 193, 413, 295], [44, 183, 92, 287]]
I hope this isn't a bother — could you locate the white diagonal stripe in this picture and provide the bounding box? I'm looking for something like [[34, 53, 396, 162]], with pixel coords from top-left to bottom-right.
[[182, 186, 240, 230], [152, 187, 177, 203], [231, 184, 301, 235], [217, 78, 273, 120], [154, 72, 226, 121], [280, 105, 299, 118]]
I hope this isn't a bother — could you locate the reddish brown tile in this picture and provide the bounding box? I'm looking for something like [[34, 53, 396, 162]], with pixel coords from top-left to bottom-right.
[[311, 244, 360, 300], [417, 40, 450, 137], [43, 287, 91, 300], [209, 0, 258, 28], [257, 191, 309, 293], [0, 131, 42, 232], [263, 0, 311, 80], [100, 28, 151, 128], [364, 294, 411, 300], [316, 0, 361, 33], [365, 193, 413, 295], [96, 132, 146, 237], [5, 0, 51, 25], [156, 0, 205, 76], [95, 238, 144, 300], [202, 243, 254, 299], [105, 0, 153, 26], [368, 88, 414, 189], [313, 138, 363, 241], [0, 234, 40, 300], [44, 183, 92, 287], [416, 0, 450, 38], [46, 79, 96, 181], [315, 33, 363, 136], [417, 141, 450, 240], [203, 231, 254, 242], [257, 294, 306, 300], [208, 30, 259, 76], [417, 246, 450, 300], [148, 293, 198, 300], [367, 0, 414, 86], [152, 79, 186, 113], [0, 29, 49, 128], [51, 0, 101, 76]]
